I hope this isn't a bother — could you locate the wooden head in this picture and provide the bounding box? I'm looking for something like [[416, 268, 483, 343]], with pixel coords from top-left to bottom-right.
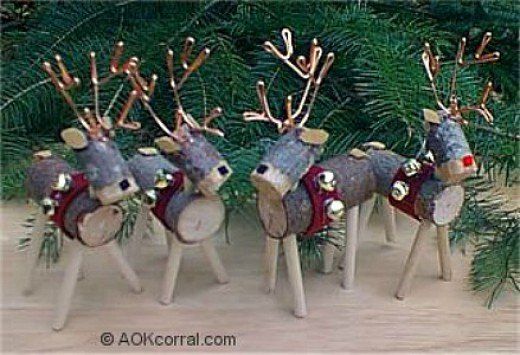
[[42, 42, 146, 205], [139, 37, 232, 197], [423, 109, 477, 183], [421, 33, 499, 184], [244, 29, 333, 197]]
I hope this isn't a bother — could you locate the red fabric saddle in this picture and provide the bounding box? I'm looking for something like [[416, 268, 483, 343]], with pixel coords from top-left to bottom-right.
[[49, 172, 90, 239], [388, 162, 435, 220], [151, 171, 185, 229], [301, 165, 343, 237]]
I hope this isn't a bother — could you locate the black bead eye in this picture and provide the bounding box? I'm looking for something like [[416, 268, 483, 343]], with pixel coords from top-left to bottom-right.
[[217, 165, 229, 176], [256, 164, 268, 174], [119, 179, 130, 191]]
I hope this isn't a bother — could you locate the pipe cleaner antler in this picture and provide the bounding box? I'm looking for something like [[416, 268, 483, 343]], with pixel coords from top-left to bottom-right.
[[244, 28, 335, 133], [422, 32, 500, 124], [42, 41, 145, 137], [137, 37, 224, 142]]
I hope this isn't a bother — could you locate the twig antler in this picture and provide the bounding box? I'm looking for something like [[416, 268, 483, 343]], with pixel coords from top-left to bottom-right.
[[139, 37, 224, 141], [243, 28, 335, 133], [422, 32, 500, 124], [42, 41, 144, 138]]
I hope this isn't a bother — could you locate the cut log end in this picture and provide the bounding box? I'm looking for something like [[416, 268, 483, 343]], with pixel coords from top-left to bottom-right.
[[177, 196, 225, 243], [78, 205, 123, 247], [430, 185, 465, 225]]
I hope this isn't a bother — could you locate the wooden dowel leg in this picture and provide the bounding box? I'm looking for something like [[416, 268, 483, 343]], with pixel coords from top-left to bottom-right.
[[52, 241, 84, 331], [283, 234, 307, 318], [342, 206, 360, 290], [381, 198, 397, 243], [358, 197, 375, 241], [22, 213, 46, 296], [200, 238, 230, 284], [436, 225, 452, 281], [105, 240, 143, 293], [77, 264, 86, 281], [65, 235, 85, 281], [321, 242, 335, 274], [338, 249, 346, 270], [159, 233, 183, 305], [125, 205, 149, 266], [265, 236, 280, 292], [395, 221, 431, 300], [165, 226, 172, 250]]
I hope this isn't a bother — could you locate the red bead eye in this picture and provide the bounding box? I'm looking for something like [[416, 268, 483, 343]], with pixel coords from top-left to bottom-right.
[[462, 154, 474, 167]]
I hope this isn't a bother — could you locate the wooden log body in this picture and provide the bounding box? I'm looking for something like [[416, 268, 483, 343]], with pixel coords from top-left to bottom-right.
[[75, 140, 139, 205], [257, 149, 399, 238], [256, 147, 462, 238], [128, 151, 180, 191], [61, 190, 123, 246], [155, 190, 225, 244], [25, 155, 123, 247], [25, 155, 73, 201], [413, 178, 464, 225]]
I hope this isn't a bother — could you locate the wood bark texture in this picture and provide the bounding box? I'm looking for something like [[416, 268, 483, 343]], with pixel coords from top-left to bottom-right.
[[262, 130, 320, 185], [25, 157, 72, 201], [366, 149, 406, 196], [319, 154, 378, 209], [128, 153, 180, 191], [166, 128, 223, 186], [63, 190, 102, 240], [75, 140, 132, 189]]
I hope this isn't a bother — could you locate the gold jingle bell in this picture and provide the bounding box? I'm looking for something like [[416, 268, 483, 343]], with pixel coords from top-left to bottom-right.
[[154, 169, 173, 189], [391, 180, 409, 201], [423, 150, 435, 163], [325, 199, 345, 221], [41, 197, 56, 216], [52, 173, 73, 192], [402, 159, 422, 177], [316, 170, 336, 192], [143, 189, 158, 205]]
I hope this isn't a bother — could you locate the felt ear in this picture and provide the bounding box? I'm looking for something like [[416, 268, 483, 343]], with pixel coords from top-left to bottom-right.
[[61, 128, 88, 150], [299, 128, 329, 145], [154, 136, 181, 153], [423, 108, 442, 124], [137, 147, 159, 156]]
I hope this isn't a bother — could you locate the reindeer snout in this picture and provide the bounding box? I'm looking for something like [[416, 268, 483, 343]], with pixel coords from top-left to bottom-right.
[[250, 162, 293, 198], [95, 176, 140, 205], [197, 161, 232, 197]]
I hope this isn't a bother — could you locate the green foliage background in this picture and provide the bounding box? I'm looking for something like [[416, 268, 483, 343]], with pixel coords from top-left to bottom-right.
[[1, 1, 518, 305]]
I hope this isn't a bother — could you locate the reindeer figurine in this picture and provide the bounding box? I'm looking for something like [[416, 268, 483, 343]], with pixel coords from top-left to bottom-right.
[[243, 29, 340, 317], [23, 42, 146, 330], [320, 32, 500, 299], [126, 37, 232, 305], [244, 30, 498, 316]]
